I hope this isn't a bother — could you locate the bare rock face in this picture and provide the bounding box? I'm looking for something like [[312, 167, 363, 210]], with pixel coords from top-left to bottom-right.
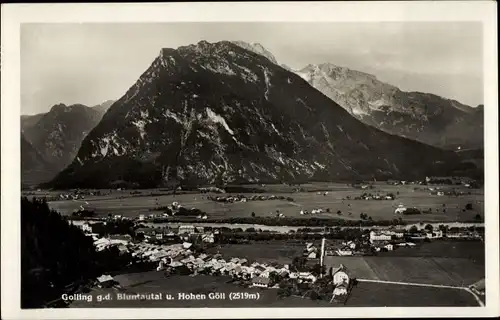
[[295, 63, 483, 150], [49, 40, 463, 189]]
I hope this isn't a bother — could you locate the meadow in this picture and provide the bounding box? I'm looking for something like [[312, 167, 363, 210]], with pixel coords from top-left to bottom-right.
[[323, 256, 484, 287], [344, 281, 479, 307], [41, 183, 484, 223]]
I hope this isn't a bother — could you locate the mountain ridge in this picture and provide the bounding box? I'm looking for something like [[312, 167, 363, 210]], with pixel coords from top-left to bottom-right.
[[21, 102, 113, 186], [294, 62, 483, 150], [48, 40, 465, 189]]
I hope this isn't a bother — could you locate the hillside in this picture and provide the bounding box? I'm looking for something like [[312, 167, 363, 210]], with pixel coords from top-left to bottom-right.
[[49, 40, 465, 189], [22, 103, 107, 185], [21, 134, 57, 188], [295, 63, 483, 150]]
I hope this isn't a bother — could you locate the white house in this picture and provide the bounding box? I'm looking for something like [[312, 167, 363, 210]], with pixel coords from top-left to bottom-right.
[[333, 281, 349, 297], [394, 204, 407, 214], [179, 225, 196, 234], [331, 264, 350, 286], [81, 222, 92, 233], [369, 231, 392, 242], [336, 248, 353, 256], [201, 233, 215, 243], [384, 244, 394, 251], [138, 214, 145, 221], [426, 230, 443, 239]]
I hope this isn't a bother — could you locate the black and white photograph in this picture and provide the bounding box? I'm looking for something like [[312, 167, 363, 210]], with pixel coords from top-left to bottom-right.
[[1, 2, 498, 319]]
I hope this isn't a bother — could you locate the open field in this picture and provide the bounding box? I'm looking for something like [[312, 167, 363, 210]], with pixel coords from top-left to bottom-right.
[[344, 281, 480, 307], [377, 240, 484, 264], [41, 183, 484, 223], [324, 256, 484, 287], [69, 273, 331, 308]]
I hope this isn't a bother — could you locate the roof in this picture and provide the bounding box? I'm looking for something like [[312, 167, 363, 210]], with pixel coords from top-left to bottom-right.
[[252, 276, 270, 284], [97, 275, 114, 283], [332, 264, 350, 276]]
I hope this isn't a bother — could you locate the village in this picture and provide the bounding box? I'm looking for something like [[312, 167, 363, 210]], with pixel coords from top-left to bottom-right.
[[66, 193, 484, 306]]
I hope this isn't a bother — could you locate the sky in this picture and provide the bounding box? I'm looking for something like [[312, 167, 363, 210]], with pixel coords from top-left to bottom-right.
[[21, 22, 484, 115]]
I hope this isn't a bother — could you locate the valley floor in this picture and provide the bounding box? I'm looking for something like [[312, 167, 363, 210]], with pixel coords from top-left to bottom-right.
[[34, 183, 484, 223]]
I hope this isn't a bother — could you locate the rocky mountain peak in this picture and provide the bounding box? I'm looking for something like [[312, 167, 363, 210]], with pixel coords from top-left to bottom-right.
[[48, 40, 465, 189], [231, 40, 278, 64]]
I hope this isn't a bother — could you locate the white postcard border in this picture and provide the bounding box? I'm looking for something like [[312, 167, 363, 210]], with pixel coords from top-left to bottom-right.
[[1, 1, 498, 319]]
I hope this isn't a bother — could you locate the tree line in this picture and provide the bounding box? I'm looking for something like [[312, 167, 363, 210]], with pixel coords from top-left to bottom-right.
[[21, 197, 131, 308]]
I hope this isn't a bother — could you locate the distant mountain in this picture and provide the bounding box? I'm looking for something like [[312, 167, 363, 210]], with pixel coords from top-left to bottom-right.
[[92, 100, 115, 114], [49, 40, 465, 189], [21, 103, 108, 185], [21, 134, 57, 187], [295, 63, 484, 150], [231, 41, 278, 64], [21, 113, 45, 133]]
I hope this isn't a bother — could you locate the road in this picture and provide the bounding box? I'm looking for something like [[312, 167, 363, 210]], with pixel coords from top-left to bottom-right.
[[356, 278, 485, 307]]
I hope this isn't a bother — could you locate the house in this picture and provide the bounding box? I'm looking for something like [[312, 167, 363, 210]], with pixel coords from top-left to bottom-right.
[[201, 232, 215, 243], [394, 205, 407, 214], [389, 230, 405, 238], [195, 227, 205, 233], [333, 281, 349, 297], [331, 264, 350, 286], [298, 272, 317, 283], [138, 214, 145, 221], [155, 233, 163, 240], [179, 225, 196, 234], [369, 231, 392, 242], [384, 244, 394, 251], [336, 248, 353, 256], [252, 276, 270, 288], [426, 230, 443, 239], [80, 222, 93, 233], [117, 244, 129, 255], [306, 251, 317, 259], [97, 274, 115, 288]]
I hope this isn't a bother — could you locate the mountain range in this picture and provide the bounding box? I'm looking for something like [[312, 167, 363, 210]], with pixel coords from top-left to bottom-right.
[[294, 63, 483, 150], [21, 101, 114, 186], [47, 40, 467, 189]]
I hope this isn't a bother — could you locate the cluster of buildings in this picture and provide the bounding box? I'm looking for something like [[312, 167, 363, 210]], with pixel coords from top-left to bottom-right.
[[300, 208, 329, 215], [354, 193, 395, 201], [207, 194, 294, 203], [136, 225, 216, 243], [198, 187, 226, 194], [136, 201, 209, 220]]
